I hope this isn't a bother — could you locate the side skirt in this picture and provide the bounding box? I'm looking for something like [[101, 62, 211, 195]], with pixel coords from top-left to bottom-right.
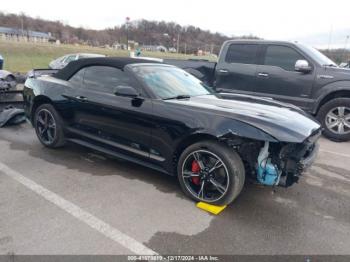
[[67, 138, 170, 175]]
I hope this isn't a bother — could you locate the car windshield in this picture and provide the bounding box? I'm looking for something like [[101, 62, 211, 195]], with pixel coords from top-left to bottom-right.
[[298, 44, 338, 67], [132, 65, 212, 99]]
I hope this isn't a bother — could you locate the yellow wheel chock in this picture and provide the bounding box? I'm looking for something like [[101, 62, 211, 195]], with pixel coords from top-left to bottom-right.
[[196, 202, 227, 215]]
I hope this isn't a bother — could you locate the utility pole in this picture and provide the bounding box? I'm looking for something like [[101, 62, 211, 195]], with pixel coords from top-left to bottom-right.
[[327, 25, 333, 51], [163, 33, 169, 50], [126, 17, 130, 51], [20, 14, 24, 41], [21, 16, 24, 35], [341, 35, 350, 62], [176, 33, 180, 53]]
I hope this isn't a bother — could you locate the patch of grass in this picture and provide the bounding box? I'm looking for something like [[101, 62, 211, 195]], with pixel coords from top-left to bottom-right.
[[0, 40, 215, 73]]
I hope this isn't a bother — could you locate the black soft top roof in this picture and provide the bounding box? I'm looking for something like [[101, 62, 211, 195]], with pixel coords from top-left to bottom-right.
[[54, 57, 161, 80]]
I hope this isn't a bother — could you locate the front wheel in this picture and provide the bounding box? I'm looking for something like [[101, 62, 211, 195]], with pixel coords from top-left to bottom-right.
[[177, 140, 245, 206], [317, 98, 350, 142], [34, 104, 66, 148]]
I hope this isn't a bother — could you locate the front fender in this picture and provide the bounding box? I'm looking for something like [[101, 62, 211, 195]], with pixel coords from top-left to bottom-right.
[[313, 81, 350, 113], [195, 118, 279, 142]]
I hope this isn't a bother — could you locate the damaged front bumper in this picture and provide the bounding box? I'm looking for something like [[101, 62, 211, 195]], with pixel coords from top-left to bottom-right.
[[227, 128, 321, 188], [277, 130, 321, 187], [253, 129, 321, 187], [299, 142, 319, 170]]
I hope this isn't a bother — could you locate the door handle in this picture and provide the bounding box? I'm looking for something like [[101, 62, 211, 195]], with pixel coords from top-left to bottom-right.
[[218, 69, 229, 74], [75, 96, 88, 102], [257, 72, 269, 78]]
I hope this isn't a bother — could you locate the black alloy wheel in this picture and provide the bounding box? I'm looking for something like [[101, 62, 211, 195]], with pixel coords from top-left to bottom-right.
[[181, 149, 229, 203], [36, 108, 57, 145], [34, 104, 66, 148], [178, 140, 245, 205]]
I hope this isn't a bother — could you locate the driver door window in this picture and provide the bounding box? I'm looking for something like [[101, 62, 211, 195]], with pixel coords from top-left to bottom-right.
[[264, 45, 305, 71], [255, 44, 315, 108]]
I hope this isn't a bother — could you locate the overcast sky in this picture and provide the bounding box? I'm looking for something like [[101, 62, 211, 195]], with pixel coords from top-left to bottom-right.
[[1, 0, 350, 48]]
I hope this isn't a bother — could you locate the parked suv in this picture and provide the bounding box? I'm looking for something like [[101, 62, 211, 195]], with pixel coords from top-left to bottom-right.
[[166, 40, 350, 141]]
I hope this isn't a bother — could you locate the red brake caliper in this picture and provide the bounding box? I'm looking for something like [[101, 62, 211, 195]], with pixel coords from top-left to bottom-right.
[[191, 160, 201, 185]]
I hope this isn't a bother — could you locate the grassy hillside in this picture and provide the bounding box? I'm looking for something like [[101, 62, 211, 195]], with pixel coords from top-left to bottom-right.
[[0, 40, 214, 73]]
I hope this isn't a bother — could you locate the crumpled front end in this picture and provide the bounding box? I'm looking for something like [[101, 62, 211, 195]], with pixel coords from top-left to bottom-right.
[[226, 128, 321, 188], [275, 130, 321, 187]]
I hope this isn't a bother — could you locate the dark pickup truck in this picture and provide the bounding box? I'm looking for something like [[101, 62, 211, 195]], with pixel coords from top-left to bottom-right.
[[166, 40, 350, 141]]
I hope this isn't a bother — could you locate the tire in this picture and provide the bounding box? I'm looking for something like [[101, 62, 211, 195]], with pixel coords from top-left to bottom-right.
[[5, 75, 15, 82], [34, 104, 66, 148], [317, 98, 350, 142], [177, 140, 245, 205]]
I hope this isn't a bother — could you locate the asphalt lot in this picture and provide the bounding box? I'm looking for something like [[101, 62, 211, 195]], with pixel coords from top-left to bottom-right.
[[0, 123, 350, 256]]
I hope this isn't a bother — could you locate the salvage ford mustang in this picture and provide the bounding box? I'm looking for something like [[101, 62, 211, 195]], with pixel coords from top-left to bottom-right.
[[23, 57, 321, 205]]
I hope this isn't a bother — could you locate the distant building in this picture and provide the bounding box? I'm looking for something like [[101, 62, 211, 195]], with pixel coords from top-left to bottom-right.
[[113, 41, 139, 50], [113, 43, 123, 50], [141, 45, 168, 52], [127, 40, 139, 50], [197, 49, 204, 56], [0, 26, 53, 43], [168, 47, 177, 53]]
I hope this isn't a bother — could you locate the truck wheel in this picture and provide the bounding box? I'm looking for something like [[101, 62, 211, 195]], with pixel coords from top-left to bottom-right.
[[34, 104, 66, 148], [177, 140, 245, 206], [317, 98, 350, 142]]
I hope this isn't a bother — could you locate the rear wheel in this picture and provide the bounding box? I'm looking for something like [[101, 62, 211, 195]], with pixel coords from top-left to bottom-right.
[[34, 104, 66, 148], [177, 140, 245, 205], [317, 98, 350, 142]]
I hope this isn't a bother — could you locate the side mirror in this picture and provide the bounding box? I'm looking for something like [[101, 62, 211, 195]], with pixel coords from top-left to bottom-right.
[[295, 60, 312, 73], [114, 85, 139, 98]]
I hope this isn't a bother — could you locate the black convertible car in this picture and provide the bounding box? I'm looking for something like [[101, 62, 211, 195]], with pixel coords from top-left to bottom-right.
[[23, 57, 321, 205]]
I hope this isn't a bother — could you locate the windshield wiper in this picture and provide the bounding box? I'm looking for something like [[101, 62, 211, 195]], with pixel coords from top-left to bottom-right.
[[163, 95, 191, 100]]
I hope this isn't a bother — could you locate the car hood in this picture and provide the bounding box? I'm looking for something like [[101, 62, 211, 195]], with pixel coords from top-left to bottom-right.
[[165, 93, 321, 143], [324, 66, 350, 79]]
